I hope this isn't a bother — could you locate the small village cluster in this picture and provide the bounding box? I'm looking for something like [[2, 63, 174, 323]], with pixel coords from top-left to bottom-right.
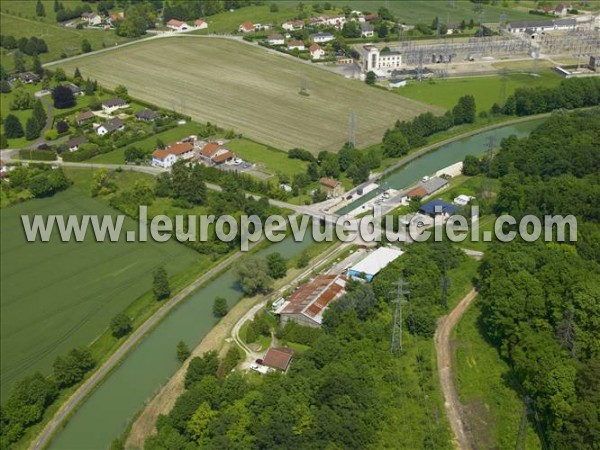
[[150, 139, 241, 169]]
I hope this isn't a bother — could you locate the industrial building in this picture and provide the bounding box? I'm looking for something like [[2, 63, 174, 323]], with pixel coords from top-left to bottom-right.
[[347, 247, 404, 282]]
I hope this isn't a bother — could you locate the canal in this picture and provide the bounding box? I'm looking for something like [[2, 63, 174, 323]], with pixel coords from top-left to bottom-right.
[[49, 236, 315, 450], [49, 117, 547, 450], [336, 119, 546, 215]]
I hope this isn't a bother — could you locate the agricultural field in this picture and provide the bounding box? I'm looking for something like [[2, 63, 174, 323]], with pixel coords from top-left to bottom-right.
[[0, 181, 201, 399], [0, 1, 131, 71], [55, 37, 439, 153], [453, 304, 542, 449], [397, 70, 563, 111]]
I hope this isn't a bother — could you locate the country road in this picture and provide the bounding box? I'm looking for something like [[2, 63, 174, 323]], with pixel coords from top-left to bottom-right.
[[29, 242, 264, 450], [435, 288, 478, 450]]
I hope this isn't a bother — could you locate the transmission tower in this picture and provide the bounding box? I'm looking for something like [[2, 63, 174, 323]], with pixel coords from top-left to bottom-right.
[[417, 48, 424, 82], [440, 274, 451, 310], [348, 112, 357, 147], [390, 278, 409, 354]]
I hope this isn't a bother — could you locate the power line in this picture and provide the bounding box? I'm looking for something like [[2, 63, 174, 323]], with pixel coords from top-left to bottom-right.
[[391, 277, 409, 354]]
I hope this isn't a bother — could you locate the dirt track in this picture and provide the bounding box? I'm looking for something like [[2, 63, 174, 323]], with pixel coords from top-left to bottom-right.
[[435, 288, 478, 450]]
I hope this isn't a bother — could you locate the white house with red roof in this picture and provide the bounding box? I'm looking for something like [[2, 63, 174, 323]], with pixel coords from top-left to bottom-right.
[[287, 40, 305, 51], [194, 19, 208, 29], [166, 19, 190, 32], [282, 20, 304, 31], [239, 21, 255, 32], [309, 43, 325, 60], [151, 141, 195, 168]]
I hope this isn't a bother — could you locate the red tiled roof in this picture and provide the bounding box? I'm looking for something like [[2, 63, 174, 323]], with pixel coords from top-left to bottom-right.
[[167, 19, 185, 27], [212, 150, 234, 164], [309, 43, 321, 52], [320, 177, 340, 189], [288, 40, 304, 48], [262, 347, 294, 371], [240, 21, 254, 30], [280, 275, 346, 323], [407, 186, 427, 199], [201, 143, 221, 157], [165, 142, 193, 155], [195, 19, 206, 26], [76, 111, 95, 122], [152, 149, 170, 160]]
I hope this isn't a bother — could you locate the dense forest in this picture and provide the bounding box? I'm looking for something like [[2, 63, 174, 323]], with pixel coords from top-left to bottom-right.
[[478, 108, 600, 449], [143, 240, 466, 450]]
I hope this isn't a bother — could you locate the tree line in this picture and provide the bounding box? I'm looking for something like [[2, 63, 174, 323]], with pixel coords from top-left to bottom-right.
[[475, 109, 600, 448], [145, 239, 465, 449]]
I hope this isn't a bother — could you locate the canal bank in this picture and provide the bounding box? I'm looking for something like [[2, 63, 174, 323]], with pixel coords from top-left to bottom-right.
[[47, 236, 316, 450], [336, 117, 547, 215]]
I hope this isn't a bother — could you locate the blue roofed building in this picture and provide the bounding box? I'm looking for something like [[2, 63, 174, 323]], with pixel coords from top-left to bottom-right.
[[419, 199, 458, 218]]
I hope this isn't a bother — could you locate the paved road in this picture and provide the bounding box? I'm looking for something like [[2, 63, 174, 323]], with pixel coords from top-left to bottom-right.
[[30, 242, 264, 450], [434, 288, 478, 450]]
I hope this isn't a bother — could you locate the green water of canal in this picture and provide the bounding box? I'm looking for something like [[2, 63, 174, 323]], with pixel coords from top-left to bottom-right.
[[336, 119, 546, 215], [49, 236, 314, 450]]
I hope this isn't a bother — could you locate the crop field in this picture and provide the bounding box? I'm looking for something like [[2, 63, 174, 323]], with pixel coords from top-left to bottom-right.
[[0, 1, 131, 71], [56, 37, 439, 153], [398, 70, 563, 111], [0, 188, 200, 399]]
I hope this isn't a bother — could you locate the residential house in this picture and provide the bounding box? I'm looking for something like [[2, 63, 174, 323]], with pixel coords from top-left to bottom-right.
[[361, 24, 374, 37], [101, 98, 129, 114], [266, 34, 285, 46], [64, 83, 83, 96], [82, 12, 103, 26], [166, 19, 190, 31], [320, 177, 344, 197], [309, 43, 325, 60], [134, 109, 159, 122], [165, 142, 194, 160], [239, 21, 255, 32], [275, 275, 347, 328], [554, 4, 569, 16], [324, 15, 346, 26], [336, 56, 354, 65], [109, 12, 124, 25], [76, 110, 95, 126], [14, 72, 40, 84], [262, 347, 294, 372], [282, 20, 304, 31], [311, 32, 335, 43], [66, 136, 87, 152], [211, 149, 235, 165], [419, 199, 458, 218], [200, 142, 221, 160], [364, 13, 378, 22], [287, 40, 305, 51], [194, 19, 208, 29], [151, 149, 177, 168], [96, 118, 125, 136], [348, 247, 404, 282]]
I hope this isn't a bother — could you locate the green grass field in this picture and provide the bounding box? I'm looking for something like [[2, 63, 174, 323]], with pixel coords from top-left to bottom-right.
[[398, 71, 563, 111], [0, 182, 201, 399], [54, 37, 438, 153], [453, 303, 541, 449], [226, 138, 308, 177], [0, 1, 132, 71]]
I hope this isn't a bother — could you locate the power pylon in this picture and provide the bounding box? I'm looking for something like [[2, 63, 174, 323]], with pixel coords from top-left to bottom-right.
[[391, 277, 409, 354]]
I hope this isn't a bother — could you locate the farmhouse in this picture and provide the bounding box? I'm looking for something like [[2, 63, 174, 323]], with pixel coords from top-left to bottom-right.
[[309, 43, 325, 60], [361, 24, 375, 37], [287, 40, 305, 51], [348, 247, 404, 282], [102, 98, 129, 114], [276, 275, 347, 327], [135, 109, 159, 122], [419, 199, 458, 218], [194, 19, 208, 29], [66, 136, 87, 152], [96, 118, 125, 136], [76, 110, 95, 126], [166, 19, 190, 32], [320, 178, 344, 197], [262, 347, 294, 372], [211, 149, 235, 165], [311, 32, 335, 43], [200, 142, 221, 159], [362, 45, 402, 72], [82, 12, 103, 26], [239, 21, 255, 33], [96, 118, 124, 136], [266, 34, 285, 46]]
